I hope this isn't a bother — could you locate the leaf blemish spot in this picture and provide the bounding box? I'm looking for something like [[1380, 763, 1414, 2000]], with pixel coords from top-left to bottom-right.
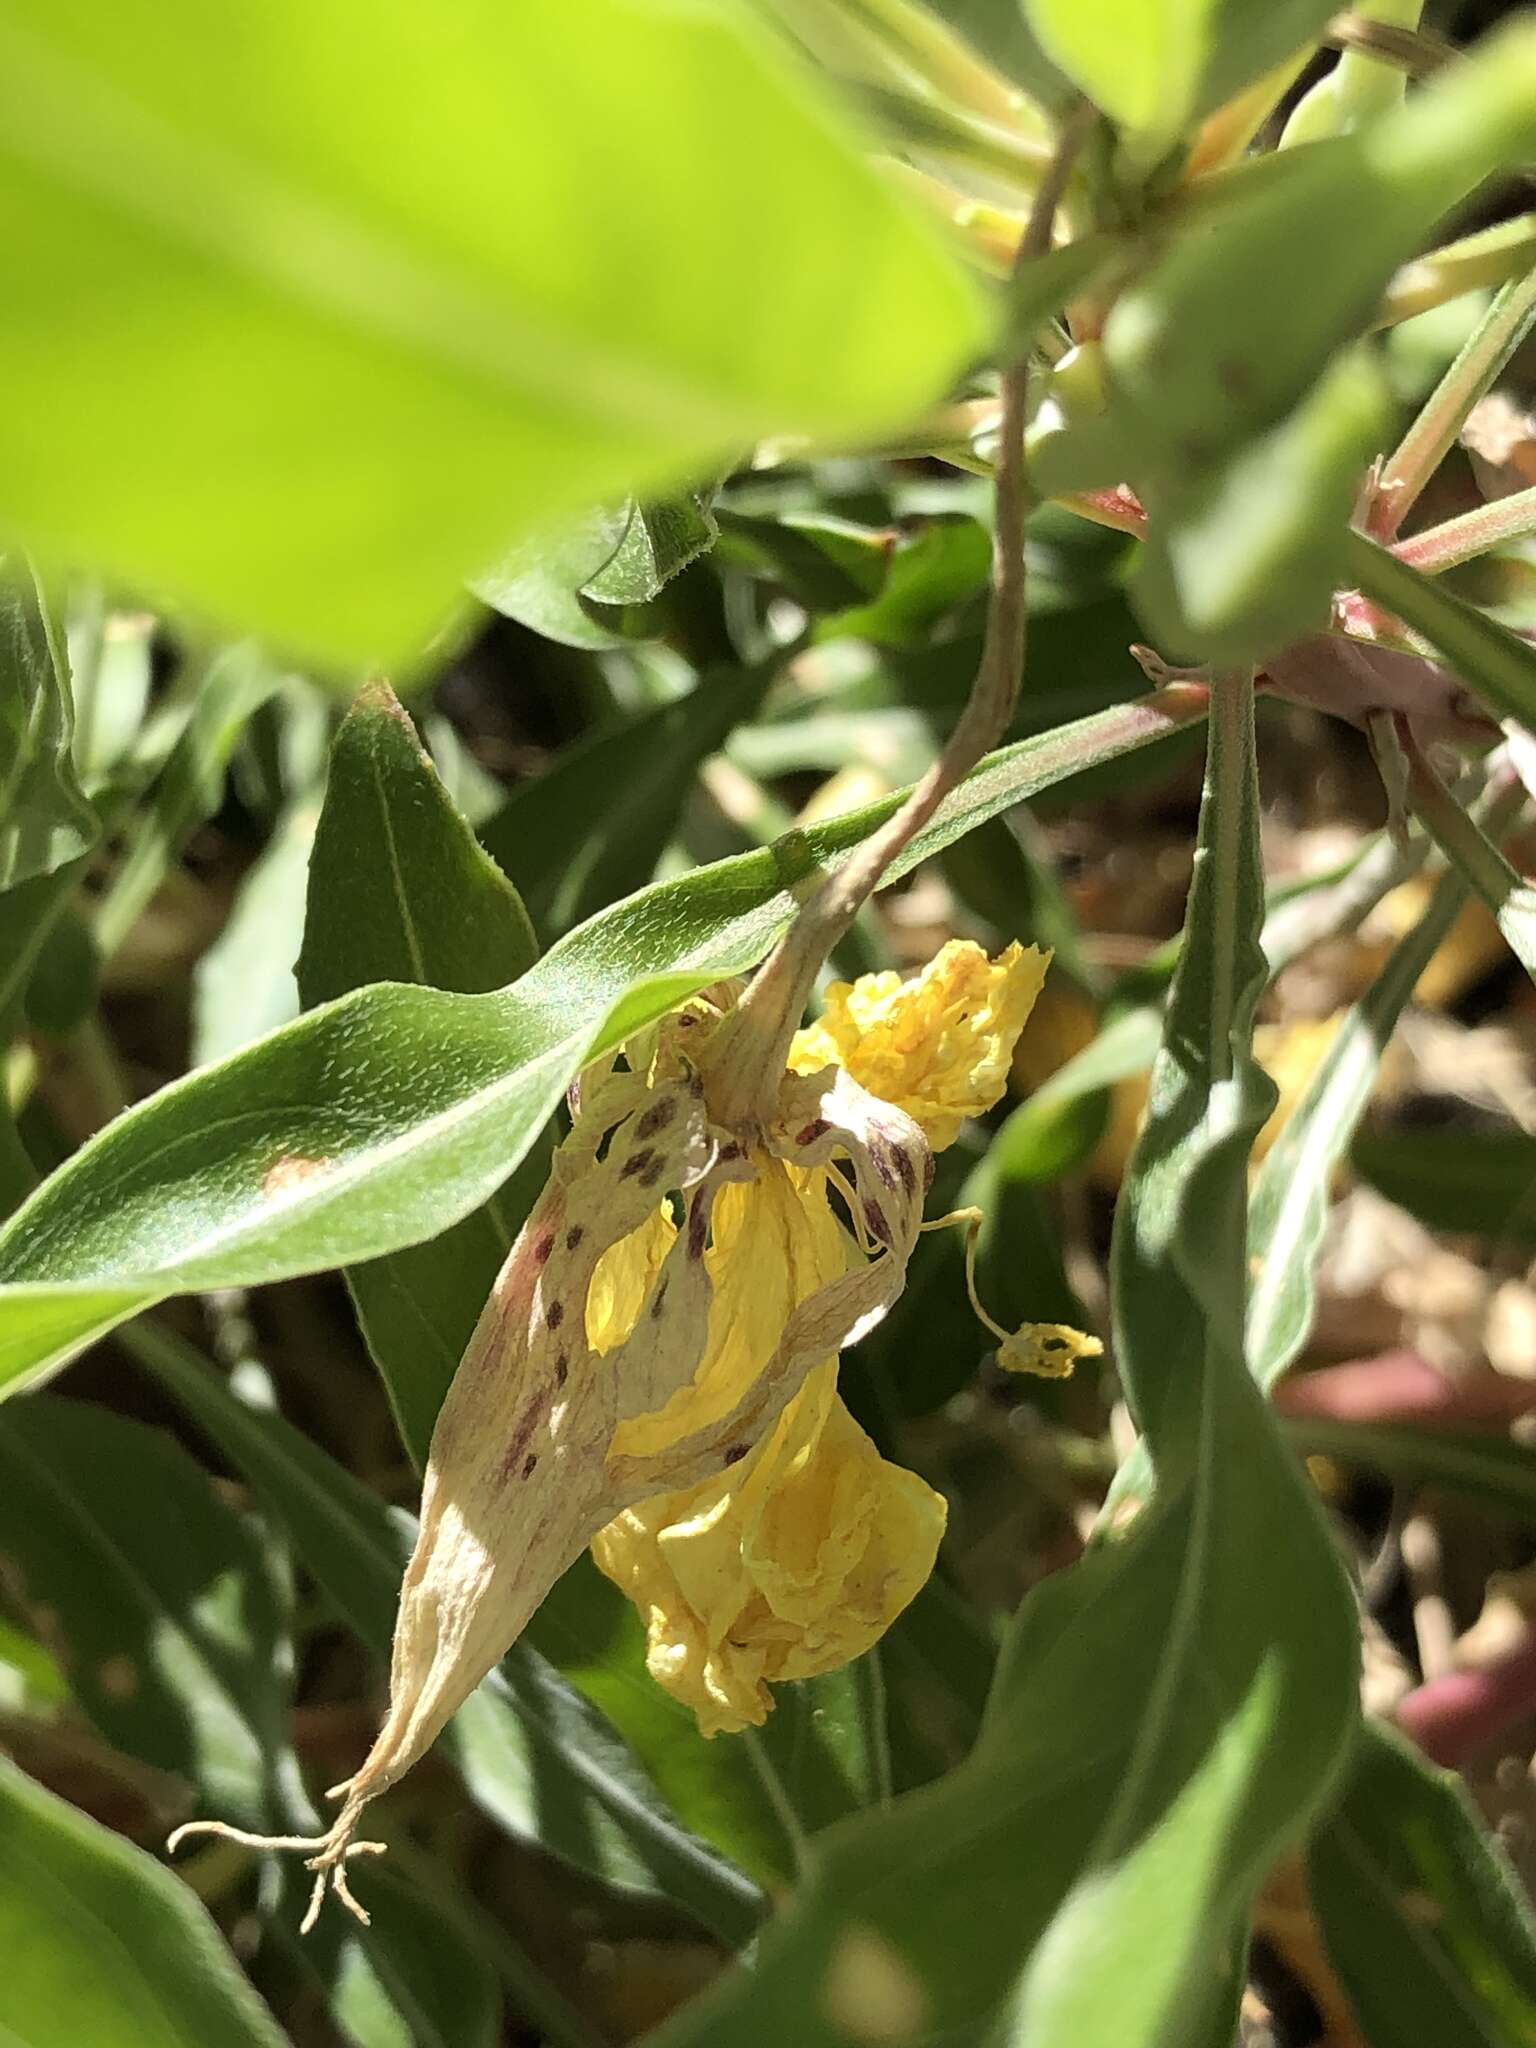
[[260, 1153, 333, 1200]]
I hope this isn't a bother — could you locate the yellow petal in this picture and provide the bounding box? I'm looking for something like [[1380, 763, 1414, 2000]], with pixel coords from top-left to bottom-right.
[[586, 1207, 676, 1355], [789, 940, 1050, 1152], [592, 1362, 946, 1736], [608, 1156, 848, 1460]]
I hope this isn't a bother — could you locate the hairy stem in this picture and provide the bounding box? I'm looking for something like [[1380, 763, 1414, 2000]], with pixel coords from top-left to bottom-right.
[[707, 108, 1093, 1125], [1371, 264, 1536, 538], [1391, 484, 1536, 575]]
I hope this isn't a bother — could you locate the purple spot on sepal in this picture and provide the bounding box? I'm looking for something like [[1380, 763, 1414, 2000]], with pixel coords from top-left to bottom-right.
[[636, 1097, 676, 1138]]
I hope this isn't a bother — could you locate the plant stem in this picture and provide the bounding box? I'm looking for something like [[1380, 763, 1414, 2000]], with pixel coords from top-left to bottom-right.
[[1322, 11, 1452, 75], [835, 0, 1039, 131], [1391, 485, 1536, 575], [708, 106, 1093, 1123], [1370, 263, 1536, 538], [1375, 214, 1536, 329], [1345, 529, 1536, 729], [1401, 729, 1525, 908]]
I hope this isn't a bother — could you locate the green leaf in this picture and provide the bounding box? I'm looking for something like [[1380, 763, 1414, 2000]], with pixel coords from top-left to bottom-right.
[[1106, 26, 1536, 476], [0, 863, 88, 1029], [297, 682, 538, 1456], [0, 560, 97, 890], [1011, 675, 1358, 2044], [1133, 350, 1388, 662], [309, 1867, 504, 2048], [191, 797, 318, 1065], [0, 1394, 298, 1829], [1096, 843, 1486, 1580], [1246, 866, 1470, 1387], [1346, 530, 1536, 732], [92, 643, 285, 961], [1310, 1722, 1536, 2048], [582, 496, 719, 607], [648, 680, 1356, 2048], [298, 683, 537, 1008], [643, 1510, 1238, 2048], [472, 507, 637, 651], [0, 688, 1208, 1396], [751, 1659, 892, 1836], [1353, 1125, 1536, 1246], [532, 1562, 799, 1890], [817, 515, 990, 648], [480, 667, 774, 944], [0, 1754, 289, 2047], [714, 509, 890, 612], [21, 901, 101, 1037], [0, 0, 980, 665], [1024, 0, 1333, 149], [126, 1320, 764, 1943]]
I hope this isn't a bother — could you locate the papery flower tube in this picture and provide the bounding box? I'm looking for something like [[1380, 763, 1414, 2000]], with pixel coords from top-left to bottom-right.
[[590, 940, 1061, 1736], [169, 942, 1094, 1918]]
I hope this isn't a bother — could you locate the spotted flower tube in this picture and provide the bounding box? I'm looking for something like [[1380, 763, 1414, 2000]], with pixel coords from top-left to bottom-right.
[[591, 938, 1073, 1736], [168, 940, 1095, 1921]]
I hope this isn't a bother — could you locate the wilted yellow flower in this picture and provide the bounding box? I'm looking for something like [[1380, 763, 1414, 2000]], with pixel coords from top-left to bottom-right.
[[789, 939, 1050, 1150], [590, 940, 1056, 1735], [172, 940, 1091, 1917], [594, 1359, 942, 1736]]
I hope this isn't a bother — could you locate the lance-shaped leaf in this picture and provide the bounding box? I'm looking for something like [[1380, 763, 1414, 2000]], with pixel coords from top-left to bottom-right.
[[644, 679, 1357, 2048], [1353, 1125, 1536, 1246], [0, 0, 980, 665], [0, 560, 96, 889], [0, 1754, 289, 2048], [297, 685, 544, 1451], [1245, 868, 1469, 1387], [1310, 1722, 1536, 2048], [1132, 349, 1388, 663], [480, 666, 774, 945], [0, 1395, 299, 1831], [0, 687, 1209, 1397]]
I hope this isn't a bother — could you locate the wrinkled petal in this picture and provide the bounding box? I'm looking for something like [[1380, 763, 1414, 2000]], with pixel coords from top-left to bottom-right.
[[593, 1361, 945, 1735], [788, 939, 1049, 1151], [606, 1158, 847, 1457]]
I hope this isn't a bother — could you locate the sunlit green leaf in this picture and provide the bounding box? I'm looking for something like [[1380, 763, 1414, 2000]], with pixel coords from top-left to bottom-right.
[[0, 0, 980, 664]]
